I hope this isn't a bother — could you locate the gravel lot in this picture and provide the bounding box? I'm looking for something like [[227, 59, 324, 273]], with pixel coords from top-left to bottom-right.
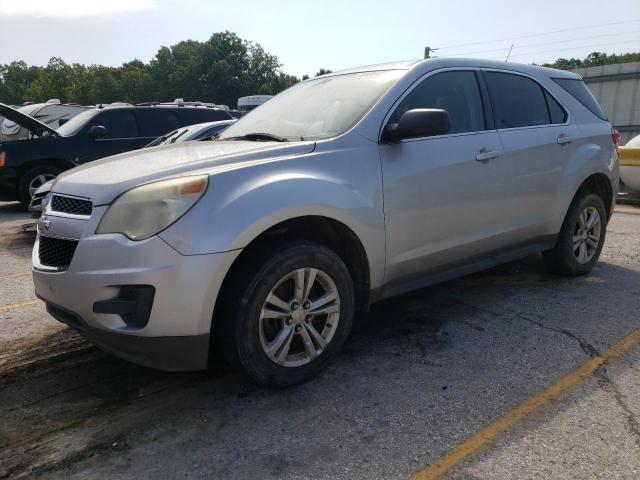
[[1, 201, 639, 480]]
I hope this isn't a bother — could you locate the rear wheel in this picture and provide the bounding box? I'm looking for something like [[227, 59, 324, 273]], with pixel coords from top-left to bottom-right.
[[18, 165, 61, 206], [216, 241, 354, 386], [542, 191, 606, 276]]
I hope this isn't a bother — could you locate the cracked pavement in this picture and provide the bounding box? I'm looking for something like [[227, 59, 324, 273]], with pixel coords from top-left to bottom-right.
[[0, 202, 639, 480]]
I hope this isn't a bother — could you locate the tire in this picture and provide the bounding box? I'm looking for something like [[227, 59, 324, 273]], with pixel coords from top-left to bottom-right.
[[216, 240, 354, 387], [18, 165, 61, 206], [542, 191, 607, 276]]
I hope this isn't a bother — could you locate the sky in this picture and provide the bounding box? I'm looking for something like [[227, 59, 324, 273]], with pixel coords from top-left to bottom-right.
[[0, 0, 639, 78]]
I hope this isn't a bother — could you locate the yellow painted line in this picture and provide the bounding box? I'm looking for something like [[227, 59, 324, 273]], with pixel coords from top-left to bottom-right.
[[0, 299, 41, 311], [0, 272, 31, 279], [411, 328, 640, 480]]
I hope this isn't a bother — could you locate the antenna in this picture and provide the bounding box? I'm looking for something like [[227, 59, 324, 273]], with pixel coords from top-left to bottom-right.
[[505, 44, 514, 62]]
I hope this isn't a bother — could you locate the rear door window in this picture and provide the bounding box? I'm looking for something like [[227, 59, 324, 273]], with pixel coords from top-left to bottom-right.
[[89, 111, 139, 138], [544, 91, 567, 124], [552, 78, 607, 120], [136, 109, 181, 137], [391, 70, 486, 134], [485, 72, 550, 129]]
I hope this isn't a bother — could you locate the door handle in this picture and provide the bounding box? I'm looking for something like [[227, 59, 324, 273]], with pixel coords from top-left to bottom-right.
[[476, 149, 500, 162], [557, 135, 575, 145]]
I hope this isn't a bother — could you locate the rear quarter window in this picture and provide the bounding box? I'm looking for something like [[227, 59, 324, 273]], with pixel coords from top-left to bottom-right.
[[552, 78, 607, 121]]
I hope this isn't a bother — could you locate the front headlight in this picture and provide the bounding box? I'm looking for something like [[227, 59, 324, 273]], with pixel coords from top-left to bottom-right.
[[96, 175, 208, 240]]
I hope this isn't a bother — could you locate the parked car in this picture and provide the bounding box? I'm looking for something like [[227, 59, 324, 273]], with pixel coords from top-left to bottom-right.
[[0, 103, 232, 205], [145, 120, 236, 147], [32, 58, 618, 386], [0, 100, 91, 143]]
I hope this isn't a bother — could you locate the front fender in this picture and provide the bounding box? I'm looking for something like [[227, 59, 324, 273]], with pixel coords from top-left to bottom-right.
[[159, 145, 386, 288]]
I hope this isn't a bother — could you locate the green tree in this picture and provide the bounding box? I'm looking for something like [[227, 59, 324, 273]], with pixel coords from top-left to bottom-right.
[[543, 51, 640, 70], [0, 31, 303, 107]]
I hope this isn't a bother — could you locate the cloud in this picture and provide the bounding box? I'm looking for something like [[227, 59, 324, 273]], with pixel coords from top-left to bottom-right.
[[0, 0, 158, 17]]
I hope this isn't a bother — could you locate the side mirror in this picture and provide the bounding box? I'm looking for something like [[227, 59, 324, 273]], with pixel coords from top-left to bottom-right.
[[87, 125, 107, 139], [381, 108, 451, 143]]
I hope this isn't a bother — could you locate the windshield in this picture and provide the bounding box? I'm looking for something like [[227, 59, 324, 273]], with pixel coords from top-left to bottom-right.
[[219, 70, 404, 141], [56, 109, 98, 136]]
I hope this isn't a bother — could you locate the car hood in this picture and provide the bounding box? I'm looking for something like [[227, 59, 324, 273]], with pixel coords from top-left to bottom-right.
[[0, 103, 59, 137], [52, 140, 316, 205]]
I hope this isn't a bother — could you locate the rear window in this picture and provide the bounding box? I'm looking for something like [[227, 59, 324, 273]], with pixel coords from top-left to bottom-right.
[[552, 78, 607, 121]]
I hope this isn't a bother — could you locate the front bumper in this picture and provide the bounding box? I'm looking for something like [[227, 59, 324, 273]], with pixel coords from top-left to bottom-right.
[[42, 299, 210, 371], [33, 219, 240, 371]]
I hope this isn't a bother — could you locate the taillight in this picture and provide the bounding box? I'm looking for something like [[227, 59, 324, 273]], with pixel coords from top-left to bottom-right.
[[611, 127, 621, 153], [0, 151, 5, 167]]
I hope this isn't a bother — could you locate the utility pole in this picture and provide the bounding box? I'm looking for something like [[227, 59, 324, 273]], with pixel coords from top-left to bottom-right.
[[424, 47, 431, 59]]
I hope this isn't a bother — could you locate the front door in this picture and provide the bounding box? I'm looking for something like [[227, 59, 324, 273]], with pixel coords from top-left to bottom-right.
[[78, 110, 147, 164], [380, 69, 507, 290]]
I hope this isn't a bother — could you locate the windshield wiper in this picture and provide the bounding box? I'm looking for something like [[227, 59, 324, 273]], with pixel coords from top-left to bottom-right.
[[224, 132, 288, 142]]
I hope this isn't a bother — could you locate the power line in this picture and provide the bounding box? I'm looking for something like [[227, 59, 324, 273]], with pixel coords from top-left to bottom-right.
[[446, 31, 639, 57], [485, 39, 640, 60], [434, 19, 640, 50]]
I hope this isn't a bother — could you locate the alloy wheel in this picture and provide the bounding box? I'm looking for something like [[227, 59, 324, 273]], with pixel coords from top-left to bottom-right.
[[258, 267, 341, 367], [573, 206, 601, 264], [28, 174, 57, 197]]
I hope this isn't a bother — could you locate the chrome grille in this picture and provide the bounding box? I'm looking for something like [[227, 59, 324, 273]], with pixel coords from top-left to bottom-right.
[[51, 195, 92, 216], [38, 236, 78, 269]]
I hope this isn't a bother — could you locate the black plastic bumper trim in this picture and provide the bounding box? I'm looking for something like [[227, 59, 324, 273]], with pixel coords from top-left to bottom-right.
[[39, 295, 210, 372]]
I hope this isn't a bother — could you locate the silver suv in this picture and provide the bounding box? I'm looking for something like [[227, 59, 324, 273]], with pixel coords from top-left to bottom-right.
[[32, 58, 619, 386]]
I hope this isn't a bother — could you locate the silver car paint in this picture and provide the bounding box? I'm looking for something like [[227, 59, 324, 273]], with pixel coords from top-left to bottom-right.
[[33, 57, 618, 368]]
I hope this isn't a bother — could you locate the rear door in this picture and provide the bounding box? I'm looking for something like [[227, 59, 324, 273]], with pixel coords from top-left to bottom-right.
[[482, 70, 580, 238], [77, 110, 145, 163]]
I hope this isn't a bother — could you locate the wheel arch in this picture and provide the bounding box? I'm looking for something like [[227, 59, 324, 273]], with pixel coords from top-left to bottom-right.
[[213, 215, 372, 322], [573, 172, 614, 219], [17, 158, 74, 177]]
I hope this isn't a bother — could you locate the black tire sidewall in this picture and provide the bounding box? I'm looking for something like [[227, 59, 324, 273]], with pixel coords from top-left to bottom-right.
[[552, 192, 607, 275], [18, 165, 61, 206], [233, 243, 354, 387]]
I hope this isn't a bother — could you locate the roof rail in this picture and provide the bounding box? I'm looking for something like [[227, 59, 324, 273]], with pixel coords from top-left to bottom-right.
[[133, 100, 225, 109]]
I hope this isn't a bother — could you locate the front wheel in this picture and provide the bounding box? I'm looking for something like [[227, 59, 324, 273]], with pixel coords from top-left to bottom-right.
[[217, 241, 354, 387], [18, 165, 61, 206], [542, 191, 607, 276]]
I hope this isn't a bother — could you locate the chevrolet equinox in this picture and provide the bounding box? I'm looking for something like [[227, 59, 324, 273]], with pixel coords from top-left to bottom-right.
[[32, 58, 619, 386]]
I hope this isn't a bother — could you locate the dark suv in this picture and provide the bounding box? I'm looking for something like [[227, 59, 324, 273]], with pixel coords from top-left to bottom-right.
[[0, 103, 232, 205]]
